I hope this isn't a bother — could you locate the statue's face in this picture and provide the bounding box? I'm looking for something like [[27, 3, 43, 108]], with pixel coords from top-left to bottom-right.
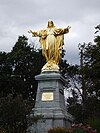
[[48, 21, 54, 27]]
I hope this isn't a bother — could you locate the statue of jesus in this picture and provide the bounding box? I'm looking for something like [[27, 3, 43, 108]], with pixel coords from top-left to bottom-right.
[[28, 20, 71, 72]]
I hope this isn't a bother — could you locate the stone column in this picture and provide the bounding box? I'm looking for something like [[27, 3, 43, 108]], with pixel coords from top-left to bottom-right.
[[30, 72, 73, 133]]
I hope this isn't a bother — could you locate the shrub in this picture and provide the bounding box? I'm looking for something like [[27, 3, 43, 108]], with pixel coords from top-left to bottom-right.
[[48, 127, 67, 133], [48, 124, 96, 133], [87, 118, 100, 133], [72, 123, 97, 133]]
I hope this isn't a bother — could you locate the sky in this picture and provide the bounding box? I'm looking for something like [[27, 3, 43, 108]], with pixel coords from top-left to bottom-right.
[[0, 0, 100, 65]]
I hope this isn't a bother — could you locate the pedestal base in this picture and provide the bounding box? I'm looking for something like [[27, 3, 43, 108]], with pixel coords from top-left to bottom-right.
[[29, 72, 73, 133]]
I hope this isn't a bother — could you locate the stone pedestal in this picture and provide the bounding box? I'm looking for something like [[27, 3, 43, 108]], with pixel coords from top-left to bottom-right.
[[30, 72, 73, 133]]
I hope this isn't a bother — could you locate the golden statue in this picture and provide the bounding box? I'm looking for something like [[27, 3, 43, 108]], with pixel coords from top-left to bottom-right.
[[28, 20, 71, 72]]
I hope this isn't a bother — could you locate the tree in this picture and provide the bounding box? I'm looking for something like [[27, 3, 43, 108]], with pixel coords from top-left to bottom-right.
[[0, 35, 45, 100], [0, 52, 13, 97], [82, 25, 100, 120], [0, 94, 34, 133], [66, 25, 100, 123], [0, 35, 46, 132]]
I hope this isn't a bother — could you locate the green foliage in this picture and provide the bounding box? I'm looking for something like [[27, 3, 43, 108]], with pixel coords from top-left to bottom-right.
[[67, 103, 83, 123], [48, 124, 96, 133], [67, 25, 100, 124], [8, 35, 45, 99], [0, 52, 13, 96], [71, 124, 96, 133], [82, 27, 100, 99], [48, 127, 67, 133], [0, 36, 46, 132], [0, 35, 45, 100], [0, 94, 34, 133], [78, 26, 100, 121], [87, 118, 100, 133], [72, 129, 85, 133], [0, 95, 45, 133]]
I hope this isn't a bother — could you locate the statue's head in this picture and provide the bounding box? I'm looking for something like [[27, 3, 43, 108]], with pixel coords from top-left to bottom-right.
[[47, 20, 54, 28]]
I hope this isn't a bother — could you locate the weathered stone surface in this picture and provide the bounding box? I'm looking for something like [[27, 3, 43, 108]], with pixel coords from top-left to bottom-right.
[[30, 72, 73, 133]]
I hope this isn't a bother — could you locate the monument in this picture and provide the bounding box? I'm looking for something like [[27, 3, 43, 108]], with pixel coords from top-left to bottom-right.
[[28, 20, 73, 133]]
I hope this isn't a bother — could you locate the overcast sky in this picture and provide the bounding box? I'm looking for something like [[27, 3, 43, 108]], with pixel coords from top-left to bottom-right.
[[0, 0, 100, 64]]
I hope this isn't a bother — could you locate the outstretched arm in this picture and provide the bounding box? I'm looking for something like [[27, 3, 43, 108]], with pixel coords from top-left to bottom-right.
[[63, 26, 71, 33], [28, 30, 39, 37], [55, 26, 71, 35]]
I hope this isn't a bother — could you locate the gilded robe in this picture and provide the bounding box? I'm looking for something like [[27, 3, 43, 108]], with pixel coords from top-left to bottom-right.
[[33, 26, 69, 64]]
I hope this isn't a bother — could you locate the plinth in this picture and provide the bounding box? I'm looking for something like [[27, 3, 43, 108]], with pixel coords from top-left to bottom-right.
[[30, 71, 73, 133]]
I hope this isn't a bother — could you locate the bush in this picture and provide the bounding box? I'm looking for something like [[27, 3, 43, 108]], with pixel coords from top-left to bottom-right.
[[71, 123, 96, 133], [48, 127, 67, 133], [87, 118, 100, 133], [48, 124, 96, 133]]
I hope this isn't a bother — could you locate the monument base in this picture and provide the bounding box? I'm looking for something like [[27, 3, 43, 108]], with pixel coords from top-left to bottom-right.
[[29, 71, 73, 133]]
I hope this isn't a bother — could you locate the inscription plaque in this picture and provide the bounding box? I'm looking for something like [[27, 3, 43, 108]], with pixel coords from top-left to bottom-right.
[[42, 92, 53, 101]]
